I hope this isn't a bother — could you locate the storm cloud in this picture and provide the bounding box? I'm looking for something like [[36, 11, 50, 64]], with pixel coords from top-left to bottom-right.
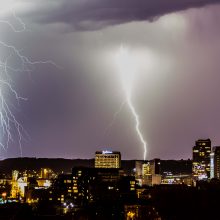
[[17, 0, 220, 30], [1, 1, 220, 160]]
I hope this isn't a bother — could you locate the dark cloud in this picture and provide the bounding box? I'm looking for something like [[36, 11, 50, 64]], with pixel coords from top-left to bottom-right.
[[22, 0, 220, 30]]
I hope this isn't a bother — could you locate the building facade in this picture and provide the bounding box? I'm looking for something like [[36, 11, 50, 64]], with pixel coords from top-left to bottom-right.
[[210, 146, 220, 179], [95, 151, 121, 168], [192, 139, 211, 180], [150, 158, 161, 175], [49, 167, 135, 207]]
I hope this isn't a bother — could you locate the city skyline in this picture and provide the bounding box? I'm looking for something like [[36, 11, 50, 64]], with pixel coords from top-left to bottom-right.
[[1, 1, 220, 160]]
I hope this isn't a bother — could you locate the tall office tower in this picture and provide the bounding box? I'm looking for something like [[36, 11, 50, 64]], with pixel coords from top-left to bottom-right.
[[192, 139, 211, 180], [210, 146, 220, 179], [135, 161, 143, 178], [142, 162, 151, 186], [149, 159, 161, 185], [210, 150, 214, 179], [142, 162, 151, 176], [150, 158, 161, 175], [95, 151, 121, 168]]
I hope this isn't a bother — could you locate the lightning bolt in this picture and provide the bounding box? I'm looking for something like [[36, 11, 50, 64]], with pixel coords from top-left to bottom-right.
[[125, 90, 147, 161], [116, 46, 148, 161], [0, 9, 59, 157]]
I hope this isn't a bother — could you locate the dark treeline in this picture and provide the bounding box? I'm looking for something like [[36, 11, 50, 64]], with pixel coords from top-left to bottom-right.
[[0, 157, 192, 176]]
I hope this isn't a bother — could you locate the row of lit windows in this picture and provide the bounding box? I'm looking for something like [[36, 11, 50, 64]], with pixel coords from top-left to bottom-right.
[[96, 154, 120, 157], [96, 159, 120, 161], [64, 180, 72, 183]]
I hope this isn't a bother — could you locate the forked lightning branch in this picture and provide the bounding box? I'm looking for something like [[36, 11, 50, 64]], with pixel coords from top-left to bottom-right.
[[0, 9, 58, 156]]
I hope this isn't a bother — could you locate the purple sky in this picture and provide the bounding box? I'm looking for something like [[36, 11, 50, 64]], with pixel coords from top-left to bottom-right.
[[1, 0, 220, 160]]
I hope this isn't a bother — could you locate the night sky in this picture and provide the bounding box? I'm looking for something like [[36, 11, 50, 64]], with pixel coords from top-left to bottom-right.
[[1, 0, 220, 160]]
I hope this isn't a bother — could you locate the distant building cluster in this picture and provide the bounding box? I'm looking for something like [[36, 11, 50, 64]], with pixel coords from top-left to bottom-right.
[[0, 151, 161, 219], [0, 140, 220, 218], [192, 139, 220, 184]]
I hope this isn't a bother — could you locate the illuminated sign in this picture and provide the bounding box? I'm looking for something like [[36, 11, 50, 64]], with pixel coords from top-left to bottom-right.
[[102, 150, 113, 154]]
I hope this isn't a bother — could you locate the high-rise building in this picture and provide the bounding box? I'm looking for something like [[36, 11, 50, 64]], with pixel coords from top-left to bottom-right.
[[135, 161, 143, 178], [210, 146, 220, 179], [150, 158, 161, 175], [95, 151, 121, 168], [210, 151, 214, 179], [142, 163, 152, 186], [142, 162, 151, 176], [142, 160, 161, 186], [192, 139, 211, 180]]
